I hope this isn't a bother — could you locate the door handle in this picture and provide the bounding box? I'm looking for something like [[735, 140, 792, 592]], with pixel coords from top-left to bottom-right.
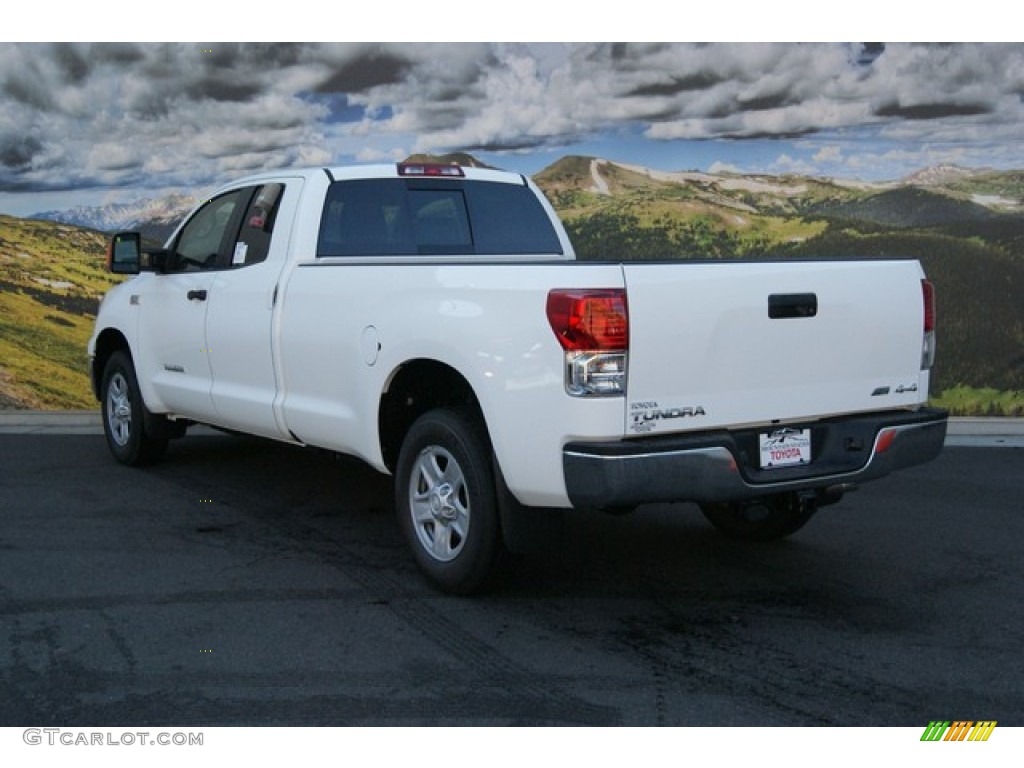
[[769, 293, 817, 319], [187, 289, 208, 301]]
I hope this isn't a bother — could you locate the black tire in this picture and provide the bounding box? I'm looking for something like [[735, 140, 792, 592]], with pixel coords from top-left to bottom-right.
[[700, 493, 816, 542], [395, 408, 505, 595], [100, 350, 168, 466]]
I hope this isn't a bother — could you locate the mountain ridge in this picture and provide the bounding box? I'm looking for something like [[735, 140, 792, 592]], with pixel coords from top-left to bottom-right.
[[32, 192, 197, 230]]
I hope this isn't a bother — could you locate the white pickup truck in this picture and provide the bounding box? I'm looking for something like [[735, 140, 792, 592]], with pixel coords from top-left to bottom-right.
[[89, 162, 947, 593]]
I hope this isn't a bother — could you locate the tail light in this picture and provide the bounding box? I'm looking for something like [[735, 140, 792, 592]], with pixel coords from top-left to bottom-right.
[[546, 289, 628, 396], [921, 279, 936, 370]]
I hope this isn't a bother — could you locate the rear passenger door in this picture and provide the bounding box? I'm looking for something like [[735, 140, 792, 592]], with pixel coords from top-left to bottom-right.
[[205, 179, 301, 439]]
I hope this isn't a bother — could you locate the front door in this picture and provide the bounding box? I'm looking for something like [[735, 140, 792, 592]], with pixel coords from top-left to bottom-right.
[[135, 188, 249, 420]]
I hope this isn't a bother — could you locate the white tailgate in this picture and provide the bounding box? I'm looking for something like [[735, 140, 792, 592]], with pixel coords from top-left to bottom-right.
[[622, 260, 929, 436]]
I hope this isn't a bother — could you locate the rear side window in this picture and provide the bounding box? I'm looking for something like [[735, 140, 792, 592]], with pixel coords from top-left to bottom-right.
[[233, 183, 284, 266], [317, 178, 562, 257]]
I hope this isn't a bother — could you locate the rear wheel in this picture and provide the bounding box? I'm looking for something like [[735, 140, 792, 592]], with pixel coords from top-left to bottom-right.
[[395, 408, 504, 595], [700, 493, 816, 541], [101, 350, 168, 466]]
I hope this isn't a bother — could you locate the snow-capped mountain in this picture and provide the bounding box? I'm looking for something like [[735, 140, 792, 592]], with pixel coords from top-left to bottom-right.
[[31, 193, 198, 241], [900, 164, 980, 187]]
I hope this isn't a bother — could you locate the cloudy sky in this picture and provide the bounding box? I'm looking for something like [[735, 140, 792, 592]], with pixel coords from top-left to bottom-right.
[[2, 41, 1023, 216]]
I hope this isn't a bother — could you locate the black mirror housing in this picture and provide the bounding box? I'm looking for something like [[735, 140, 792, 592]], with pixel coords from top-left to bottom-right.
[[106, 232, 172, 274], [107, 232, 142, 274]]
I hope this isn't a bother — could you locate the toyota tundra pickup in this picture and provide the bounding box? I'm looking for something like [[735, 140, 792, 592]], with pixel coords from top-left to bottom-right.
[[88, 162, 948, 593]]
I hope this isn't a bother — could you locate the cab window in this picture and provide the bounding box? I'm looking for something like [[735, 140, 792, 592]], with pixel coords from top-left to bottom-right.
[[172, 189, 248, 271], [233, 184, 284, 266]]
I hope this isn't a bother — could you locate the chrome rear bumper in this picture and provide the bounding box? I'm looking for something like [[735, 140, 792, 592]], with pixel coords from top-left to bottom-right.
[[563, 408, 948, 508]]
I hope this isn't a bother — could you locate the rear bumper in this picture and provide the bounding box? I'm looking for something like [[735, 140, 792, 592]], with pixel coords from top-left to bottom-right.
[[563, 408, 948, 508]]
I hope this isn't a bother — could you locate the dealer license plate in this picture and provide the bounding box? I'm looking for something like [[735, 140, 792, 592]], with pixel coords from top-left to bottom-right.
[[759, 428, 812, 469]]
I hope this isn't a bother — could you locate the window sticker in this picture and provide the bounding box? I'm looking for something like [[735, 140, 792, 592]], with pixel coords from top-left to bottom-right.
[[232, 241, 248, 265]]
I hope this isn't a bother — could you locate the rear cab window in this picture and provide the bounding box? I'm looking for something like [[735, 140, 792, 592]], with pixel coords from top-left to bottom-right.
[[317, 177, 562, 258]]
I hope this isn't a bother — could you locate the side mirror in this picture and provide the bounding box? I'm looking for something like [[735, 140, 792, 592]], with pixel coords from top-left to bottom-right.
[[106, 232, 172, 273], [107, 232, 142, 274]]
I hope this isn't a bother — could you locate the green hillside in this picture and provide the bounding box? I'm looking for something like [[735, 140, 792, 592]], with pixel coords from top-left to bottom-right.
[[810, 187, 1002, 229], [0, 215, 121, 408], [537, 156, 828, 258], [922, 168, 1024, 208]]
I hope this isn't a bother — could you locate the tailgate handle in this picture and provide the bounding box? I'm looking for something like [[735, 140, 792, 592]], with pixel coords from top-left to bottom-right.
[[769, 293, 817, 319]]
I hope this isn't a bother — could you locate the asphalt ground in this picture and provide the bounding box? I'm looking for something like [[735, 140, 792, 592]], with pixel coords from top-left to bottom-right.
[[0, 415, 1021, 727]]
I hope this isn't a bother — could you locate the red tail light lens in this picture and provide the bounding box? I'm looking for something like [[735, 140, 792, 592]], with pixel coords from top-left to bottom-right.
[[922, 279, 935, 333], [546, 289, 628, 351], [921, 279, 936, 369], [548, 289, 629, 397]]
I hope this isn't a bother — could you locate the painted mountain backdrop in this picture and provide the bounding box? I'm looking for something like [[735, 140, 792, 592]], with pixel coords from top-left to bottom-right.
[[31, 193, 199, 247], [3, 155, 1023, 414]]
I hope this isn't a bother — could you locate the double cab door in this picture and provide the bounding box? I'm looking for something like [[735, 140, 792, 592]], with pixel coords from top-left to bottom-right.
[[135, 179, 302, 439]]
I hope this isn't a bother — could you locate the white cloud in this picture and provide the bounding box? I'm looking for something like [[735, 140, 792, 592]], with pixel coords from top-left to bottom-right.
[[709, 161, 742, 175], [354, 146, 407, 163], [813, 145, 843, 163], [3, 42, 1024, 199], [771, 153, 816, 175], [87, 142, 138, 172]]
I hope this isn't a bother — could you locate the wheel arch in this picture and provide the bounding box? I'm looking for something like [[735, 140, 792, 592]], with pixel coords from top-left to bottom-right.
[[91, 328, 132, 401], [378, 359, 488, 474]]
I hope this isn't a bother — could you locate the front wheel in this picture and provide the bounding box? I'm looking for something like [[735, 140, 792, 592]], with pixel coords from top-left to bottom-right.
[[395, 408, 505, 595], [101, 350, 168, 466], [700, 493, 816, 542]]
